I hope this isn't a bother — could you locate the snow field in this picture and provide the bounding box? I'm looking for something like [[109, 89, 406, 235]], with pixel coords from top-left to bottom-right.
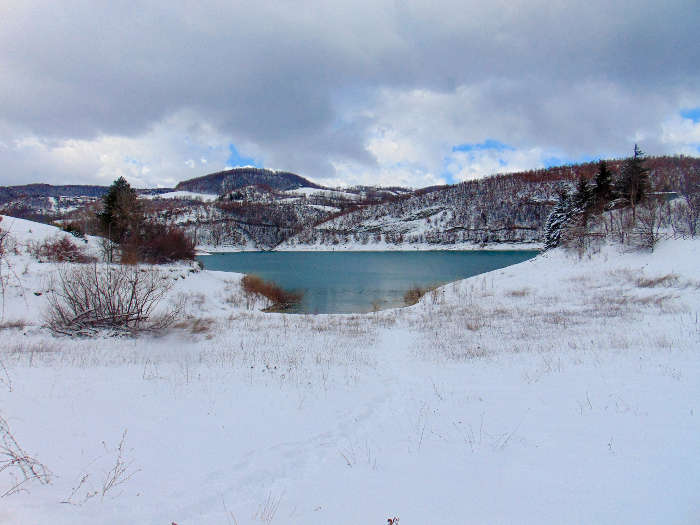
[[0, 216, 699, 524]]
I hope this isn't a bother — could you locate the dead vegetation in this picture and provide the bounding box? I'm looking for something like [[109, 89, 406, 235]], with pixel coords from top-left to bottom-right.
[[1, 415, 52, 498], [45, 264, 179, 336], [241, 274, 303, 311], [173, 317, 216, 335], [506, 287, 530, 297], [29, 236, 96, 263], [0, 320, 25, 331], [403, 285, 439, 306], [635, 273, 680, 288]]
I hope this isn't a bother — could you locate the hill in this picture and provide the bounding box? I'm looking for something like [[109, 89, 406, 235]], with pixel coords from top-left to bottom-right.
[[0, 155, 696, 250], [174, 167, 325, 194], [279, 155, 700, 250]]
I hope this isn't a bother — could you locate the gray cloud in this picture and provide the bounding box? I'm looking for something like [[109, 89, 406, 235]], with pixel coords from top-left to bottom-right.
[[0, 0, 698, 186]]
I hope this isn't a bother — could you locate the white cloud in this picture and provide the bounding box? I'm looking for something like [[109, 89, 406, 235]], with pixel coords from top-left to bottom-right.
[[0, 1, 697, 187], [0, 111, 232, 187], [660, 115, 700, 153]]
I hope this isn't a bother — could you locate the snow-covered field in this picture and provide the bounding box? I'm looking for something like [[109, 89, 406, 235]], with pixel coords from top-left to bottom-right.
[[141, 191, 219, 202], [1, 216, 699, 524]]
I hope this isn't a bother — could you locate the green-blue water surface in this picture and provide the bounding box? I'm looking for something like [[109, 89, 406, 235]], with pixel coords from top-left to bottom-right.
[[198, 250, 538, 314]]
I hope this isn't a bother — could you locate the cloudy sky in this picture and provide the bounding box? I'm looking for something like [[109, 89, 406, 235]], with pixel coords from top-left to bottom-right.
[[1, 0, 698, 188]]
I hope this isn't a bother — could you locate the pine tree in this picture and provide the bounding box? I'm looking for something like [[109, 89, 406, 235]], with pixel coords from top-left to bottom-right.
[[98, 177, 143, 244], [615, 144, 650, 211], [544, 188, 573, 250], [593, 160, 612, 208], [572, 176, 593, 213]]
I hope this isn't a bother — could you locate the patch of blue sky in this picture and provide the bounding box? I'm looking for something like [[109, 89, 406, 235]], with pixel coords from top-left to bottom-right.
[[124, 156, 145, 166], [543, 154, 599, 168], [680, 108, 700, 123], [227, 144, 261, 168], [452, 139, 515, 153]]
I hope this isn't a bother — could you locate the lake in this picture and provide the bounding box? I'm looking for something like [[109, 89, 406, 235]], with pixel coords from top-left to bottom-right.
[[198, 250, 538, 314]]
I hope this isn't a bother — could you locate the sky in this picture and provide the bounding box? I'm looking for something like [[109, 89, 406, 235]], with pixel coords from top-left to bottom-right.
[[0, 0, 698, 189]]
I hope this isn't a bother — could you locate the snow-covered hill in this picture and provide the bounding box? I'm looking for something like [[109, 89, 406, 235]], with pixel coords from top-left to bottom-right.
[[1, 155, 697, 251]]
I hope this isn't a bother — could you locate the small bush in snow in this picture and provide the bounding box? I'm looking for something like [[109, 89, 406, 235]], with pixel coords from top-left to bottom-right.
[[403, 286, 427, 306], [30, 236, 95, 263], [0, 415, 52, 498], [45, 264, 179, 335]]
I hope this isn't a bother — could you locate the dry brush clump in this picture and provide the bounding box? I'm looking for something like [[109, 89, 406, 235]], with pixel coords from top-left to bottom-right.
[[120, 223, 196, 265], [29, 236, 96, 263], [45, 264, 179, 336], [1, 415, 52, 498], [241, 274, 303, 311], [403, 284, 439, 306]]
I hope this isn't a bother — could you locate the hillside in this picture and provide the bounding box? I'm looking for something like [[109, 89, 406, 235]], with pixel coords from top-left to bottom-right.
[[280, 155, 700, 250], [0, 155, 697, 251]]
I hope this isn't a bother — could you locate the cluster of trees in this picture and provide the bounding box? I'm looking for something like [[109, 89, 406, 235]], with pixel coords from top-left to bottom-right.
[[98, 177, 195, 263], [544, 146, 700, 252]]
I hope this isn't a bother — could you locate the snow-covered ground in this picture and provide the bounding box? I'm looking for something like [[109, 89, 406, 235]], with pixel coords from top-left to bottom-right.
[[1, 216, 699, 524], [141, 191, 219, 202], [284, 187, 362, 201]]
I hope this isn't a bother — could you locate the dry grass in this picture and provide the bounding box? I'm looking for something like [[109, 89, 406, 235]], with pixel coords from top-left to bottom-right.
[[0, 320, 25, 331], [403, 287, 424, 306], [403, 285, 439, 306], [635, 273, 680, 288], [506, 287, 530, 297], [241, 275, 303, 311], [173, 317, 216, 335]]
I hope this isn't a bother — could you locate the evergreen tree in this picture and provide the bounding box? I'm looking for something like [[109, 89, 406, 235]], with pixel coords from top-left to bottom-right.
[[615, 144, 650, 209], [593, 160, 612, 207], [572, 176, 593, 213], [544, 188, 573, 250], [98, 177, 143, 244]]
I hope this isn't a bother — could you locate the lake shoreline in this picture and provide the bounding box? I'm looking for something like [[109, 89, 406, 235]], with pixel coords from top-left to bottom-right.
[[197, 241, 542, 255]]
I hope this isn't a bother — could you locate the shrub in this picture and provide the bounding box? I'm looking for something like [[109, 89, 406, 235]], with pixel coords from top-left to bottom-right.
[[241, 274, 302, 311], [138, 224, 196, 264], [119, 224, 195, 264], [404, 285, 432, 306], [30, 236, 95, 263], [45, 264, 179, 335], [1, 415, 52, 497]]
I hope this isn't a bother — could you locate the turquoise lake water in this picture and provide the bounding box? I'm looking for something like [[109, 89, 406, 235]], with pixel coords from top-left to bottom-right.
[[198, 250, 538, 314]]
